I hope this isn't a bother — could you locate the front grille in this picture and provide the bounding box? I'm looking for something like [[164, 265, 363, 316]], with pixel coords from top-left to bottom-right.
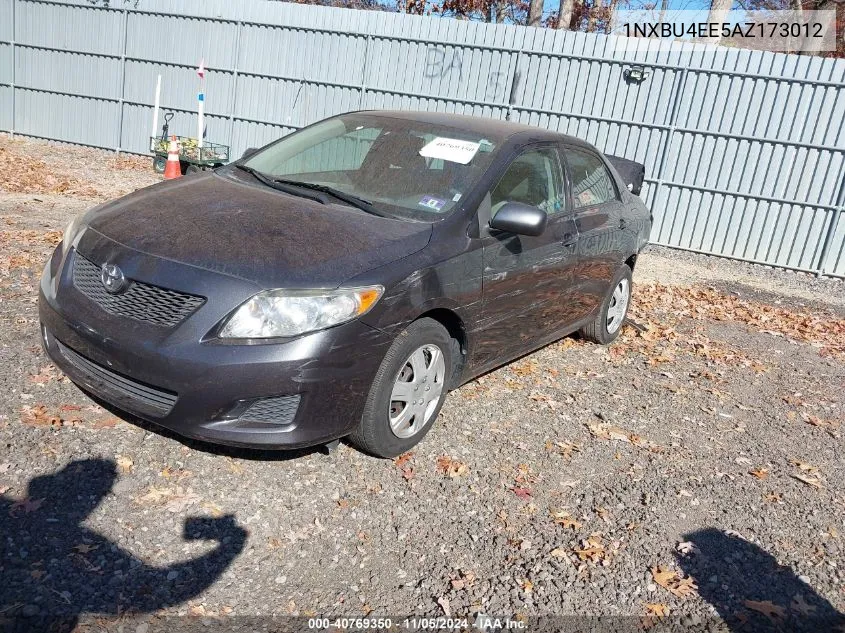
[[237, 396, 300, 426], [55, 338, 177, 418], [72, 253, 205, 327]]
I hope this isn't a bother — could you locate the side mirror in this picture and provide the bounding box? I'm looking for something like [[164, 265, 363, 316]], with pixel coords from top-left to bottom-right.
[[241, 147, 259, 160], [489, 202, 548, 237]]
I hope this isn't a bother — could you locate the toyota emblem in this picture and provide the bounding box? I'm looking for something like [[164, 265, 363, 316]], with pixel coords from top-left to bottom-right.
[[100, 263, 128, 294]]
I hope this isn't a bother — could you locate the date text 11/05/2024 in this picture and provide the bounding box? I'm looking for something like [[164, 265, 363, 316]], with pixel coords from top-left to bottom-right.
[[307, 617, 527, 630]]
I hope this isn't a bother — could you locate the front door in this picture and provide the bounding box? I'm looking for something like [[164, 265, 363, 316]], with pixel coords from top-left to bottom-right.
[[476, 145, 580, 366]]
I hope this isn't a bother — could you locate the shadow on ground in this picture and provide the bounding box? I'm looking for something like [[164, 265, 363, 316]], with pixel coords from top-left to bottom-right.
[[678, 528, 845, 632], [0, 459, 247, 632]]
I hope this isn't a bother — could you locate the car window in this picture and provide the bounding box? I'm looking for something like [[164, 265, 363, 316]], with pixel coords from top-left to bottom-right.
[[565, 148, 618, 208], [490, 147, 564, 216], [275, 126, 380, 175], [243, 114, 501, 221]]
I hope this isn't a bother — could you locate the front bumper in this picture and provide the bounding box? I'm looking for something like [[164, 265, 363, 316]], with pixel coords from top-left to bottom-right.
[[39, 241, 393, 450]]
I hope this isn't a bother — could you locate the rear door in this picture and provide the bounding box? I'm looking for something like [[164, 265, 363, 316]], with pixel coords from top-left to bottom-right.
[[561, 145, 627, 320], [475, 145, 580, 365]]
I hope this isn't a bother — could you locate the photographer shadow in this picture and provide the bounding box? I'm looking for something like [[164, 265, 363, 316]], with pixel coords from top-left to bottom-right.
[[677, 528, 845, 632], [0, 458, 247, 632]]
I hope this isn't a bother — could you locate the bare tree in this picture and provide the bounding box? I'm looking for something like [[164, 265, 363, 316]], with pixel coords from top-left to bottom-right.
[[707, 0, 734, 42], [528, 0, 544, 25], [587, 0, 602, 30], [557, 0, 577, 28]]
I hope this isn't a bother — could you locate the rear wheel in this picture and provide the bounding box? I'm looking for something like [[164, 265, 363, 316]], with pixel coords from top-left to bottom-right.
[[349, 318, 452, 458], [152, 155, 166, 174], [579, 264, 632, 345]]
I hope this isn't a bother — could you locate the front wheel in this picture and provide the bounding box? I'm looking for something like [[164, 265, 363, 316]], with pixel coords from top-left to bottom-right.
[[579, 264, 633, 345], [349, 318, 452, 458]]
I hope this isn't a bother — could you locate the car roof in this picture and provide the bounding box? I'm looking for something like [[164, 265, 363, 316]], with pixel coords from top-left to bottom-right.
[[354, 110, 597, 151]]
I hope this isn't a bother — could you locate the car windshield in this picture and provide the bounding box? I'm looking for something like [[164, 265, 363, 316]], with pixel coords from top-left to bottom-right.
[[240, 114, 501, 221]]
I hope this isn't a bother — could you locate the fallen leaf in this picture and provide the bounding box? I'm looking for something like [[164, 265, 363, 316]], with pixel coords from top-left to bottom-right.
[[587, 421, 659, 450], [436, 596, 451, 617], [550, 547, 569, 559], [136, 485, 201, 510], [791, 473, 822, 489], [28, 366, 58, 384], [90, 417, 119, 429], [788, 459, 819, 474], [749, 467, 770, 480], [545, 440, 581, 459], [73, 543, 98, 554], [645, 603, 669, 617], [676, 541, 698, 555], [436, 456, 469, 478], [587, 422, 630, 442], [9, 497, 45, 517], [574, 534, 606, 563], [201, 502, 223, 518], [550, 509, 582, 530], [512, 487, 532, 499], [744, 600, 787, 621], [790, 594, 817, 617], [393, 452, 414, 468], [20, 405, 62, 429], [116, 455, 133, 473], [651, 566, 697, 598]]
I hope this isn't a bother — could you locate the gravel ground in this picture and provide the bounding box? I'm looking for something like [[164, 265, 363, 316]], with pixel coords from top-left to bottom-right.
[[1, 136, 844, 632]]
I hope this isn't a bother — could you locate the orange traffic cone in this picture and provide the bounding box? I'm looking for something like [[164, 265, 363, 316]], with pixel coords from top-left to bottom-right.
[[163, 135, 181, 180]]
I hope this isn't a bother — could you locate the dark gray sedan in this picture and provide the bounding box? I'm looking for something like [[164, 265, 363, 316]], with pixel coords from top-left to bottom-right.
[[39, 111, 651, 457]]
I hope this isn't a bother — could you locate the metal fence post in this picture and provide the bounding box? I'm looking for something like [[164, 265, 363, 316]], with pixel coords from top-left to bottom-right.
[[505, 49, 524, 122], [649, 67, 688, 237], [115, 7, 129, 153], [227, 20, 243, 151], [815, 171, 845, 277], [358, 33, 371, 109], [9, 0, 16, 137]]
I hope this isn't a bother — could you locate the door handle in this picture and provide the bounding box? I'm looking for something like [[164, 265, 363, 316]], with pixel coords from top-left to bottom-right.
[[561, 232, 577, 247]]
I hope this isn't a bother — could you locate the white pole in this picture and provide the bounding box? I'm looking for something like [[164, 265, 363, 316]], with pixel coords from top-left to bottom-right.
[[197, 89, 204, 150], [196, 62, 205, 150], [151, 74, 161, 138]]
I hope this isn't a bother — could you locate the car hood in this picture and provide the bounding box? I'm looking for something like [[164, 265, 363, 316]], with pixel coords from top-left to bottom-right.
[[85, 170, 433, 288]]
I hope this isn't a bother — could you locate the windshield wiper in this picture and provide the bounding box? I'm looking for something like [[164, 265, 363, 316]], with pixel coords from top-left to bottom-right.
[[235, 165, 329, 205], [235, 166, 392, 218], [270, 178, 391, 218]]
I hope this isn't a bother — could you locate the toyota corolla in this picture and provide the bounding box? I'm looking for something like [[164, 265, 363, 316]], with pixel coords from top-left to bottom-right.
[[39, 110, 651, 457]]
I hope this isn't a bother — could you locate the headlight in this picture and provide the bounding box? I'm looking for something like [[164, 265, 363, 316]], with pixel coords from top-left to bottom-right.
[[61, 214, 84, 254], [218, 286, 384, 339]]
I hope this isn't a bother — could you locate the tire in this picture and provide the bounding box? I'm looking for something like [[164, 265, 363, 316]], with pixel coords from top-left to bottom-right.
[[349, 318, 453, 458], [579, 264, 633, 345], [152, 156, 166, 174], [185, 164, 202, 175]]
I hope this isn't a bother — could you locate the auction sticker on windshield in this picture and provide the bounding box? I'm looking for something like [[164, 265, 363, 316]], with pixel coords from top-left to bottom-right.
[[419, 137, 480, 164]]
